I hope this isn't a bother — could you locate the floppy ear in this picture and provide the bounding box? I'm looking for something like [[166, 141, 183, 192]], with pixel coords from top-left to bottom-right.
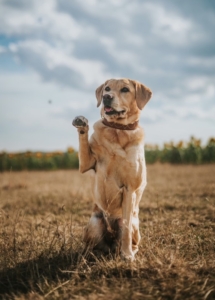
[[95, 83, 105, 107], [95, 79, 113, 107], [131, 80, 152, 110]]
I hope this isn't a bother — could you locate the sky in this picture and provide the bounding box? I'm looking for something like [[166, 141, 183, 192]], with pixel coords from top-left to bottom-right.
[[0, 0, 215, 152]]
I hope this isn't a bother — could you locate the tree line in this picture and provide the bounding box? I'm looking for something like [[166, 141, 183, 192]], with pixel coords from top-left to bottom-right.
[[0, 137, 215, 171]]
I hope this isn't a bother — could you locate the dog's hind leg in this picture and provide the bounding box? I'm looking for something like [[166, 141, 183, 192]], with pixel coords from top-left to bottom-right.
[[83, 205, 122, 254], [83, 205, 110, 253], [103, 217, 122, 254]]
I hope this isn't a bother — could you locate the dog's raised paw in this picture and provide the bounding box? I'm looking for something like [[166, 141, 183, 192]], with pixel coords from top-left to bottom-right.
[[72, 116, 88, 128]]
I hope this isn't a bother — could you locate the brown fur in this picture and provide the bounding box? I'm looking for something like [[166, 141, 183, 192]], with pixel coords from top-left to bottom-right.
[[73, 78, 152, 260]]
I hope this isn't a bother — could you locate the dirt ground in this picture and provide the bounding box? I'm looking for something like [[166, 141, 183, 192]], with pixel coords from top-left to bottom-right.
[[0, 164, 215, 299]]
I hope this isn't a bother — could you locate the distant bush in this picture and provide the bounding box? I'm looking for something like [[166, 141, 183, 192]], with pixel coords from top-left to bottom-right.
[[0, 137, 215, 171], [0, 148, 79, 171], [145, 137, 215, 165]]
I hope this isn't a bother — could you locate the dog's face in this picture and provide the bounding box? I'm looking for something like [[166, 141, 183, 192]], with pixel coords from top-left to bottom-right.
[[96, 78, 152, 124]]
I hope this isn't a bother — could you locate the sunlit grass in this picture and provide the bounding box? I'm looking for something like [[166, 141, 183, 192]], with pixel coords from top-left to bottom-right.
[[0, 165, 215, 299]]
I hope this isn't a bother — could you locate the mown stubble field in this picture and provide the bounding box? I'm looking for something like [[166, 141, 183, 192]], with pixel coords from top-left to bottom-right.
[[0, 164, 215, 299]]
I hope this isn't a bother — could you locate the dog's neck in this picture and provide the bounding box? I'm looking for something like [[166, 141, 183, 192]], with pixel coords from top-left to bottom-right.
[[102, 118, 139, 130]]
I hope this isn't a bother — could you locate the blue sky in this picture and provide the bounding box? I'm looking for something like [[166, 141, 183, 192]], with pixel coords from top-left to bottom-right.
[[0, 0, 214, 151]]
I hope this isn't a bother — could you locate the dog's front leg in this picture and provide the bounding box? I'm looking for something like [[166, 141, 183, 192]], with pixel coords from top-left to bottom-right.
[[72, 116, 96, 173], [121, 188, 136, 261]]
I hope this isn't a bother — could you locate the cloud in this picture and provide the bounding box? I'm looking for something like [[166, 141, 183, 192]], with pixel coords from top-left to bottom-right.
[[0, 0, 215, 150], [1, 0, 214, 94], [0, 46, 6, 53], [8, 40, 111, 89], [139, 3, 193, 46]]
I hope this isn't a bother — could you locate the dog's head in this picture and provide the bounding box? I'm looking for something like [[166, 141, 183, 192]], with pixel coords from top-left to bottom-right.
[[95, 78, 152, 124]]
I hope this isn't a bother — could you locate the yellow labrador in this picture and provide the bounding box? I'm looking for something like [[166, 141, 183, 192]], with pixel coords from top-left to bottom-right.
[[72, 78, 152, 260]]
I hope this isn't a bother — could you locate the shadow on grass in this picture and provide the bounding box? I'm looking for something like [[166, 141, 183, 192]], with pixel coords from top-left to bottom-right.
[[0, 250, 80, 298], [0, 246, 122, 299], [1, 247, 215, 300]]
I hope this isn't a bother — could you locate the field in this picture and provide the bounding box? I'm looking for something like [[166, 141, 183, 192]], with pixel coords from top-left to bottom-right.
[[0, 164, 215, 299]]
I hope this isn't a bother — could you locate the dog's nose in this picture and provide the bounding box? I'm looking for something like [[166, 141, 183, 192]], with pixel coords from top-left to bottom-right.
[[103, 94, 113, 106]]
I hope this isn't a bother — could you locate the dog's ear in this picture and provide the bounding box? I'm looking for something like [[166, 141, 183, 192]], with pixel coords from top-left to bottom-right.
[[95, 83, 105, 107], [130, 80, 152, 110], [96, 80, 109, 107], [95, 79, 113, 107]]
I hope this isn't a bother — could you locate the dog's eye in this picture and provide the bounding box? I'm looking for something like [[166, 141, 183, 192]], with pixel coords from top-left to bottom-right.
[[121, 87, 129, 93], [105, 86, 110, 91]]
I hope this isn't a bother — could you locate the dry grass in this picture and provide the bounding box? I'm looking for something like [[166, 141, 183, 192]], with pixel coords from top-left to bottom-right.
[[0, 164, 215, 299]]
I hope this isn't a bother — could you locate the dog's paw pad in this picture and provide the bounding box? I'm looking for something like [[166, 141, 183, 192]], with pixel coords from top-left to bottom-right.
[[72, 116, 88, 128]]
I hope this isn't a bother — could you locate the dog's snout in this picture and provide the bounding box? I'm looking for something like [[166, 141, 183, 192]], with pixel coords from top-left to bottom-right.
[[103, 94, 113, 106]]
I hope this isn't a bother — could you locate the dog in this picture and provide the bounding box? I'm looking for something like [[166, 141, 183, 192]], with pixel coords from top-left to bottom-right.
[[72, 78, 152, 260]]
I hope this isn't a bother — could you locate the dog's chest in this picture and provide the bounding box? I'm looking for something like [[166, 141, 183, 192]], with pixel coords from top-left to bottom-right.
[[91, 128, 145, 170], [93, 130, 130, 157], [90, 127, 146, 210]]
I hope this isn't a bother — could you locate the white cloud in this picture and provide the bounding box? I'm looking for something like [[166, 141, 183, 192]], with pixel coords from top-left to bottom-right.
[[0, 0, 215, 151], [0, 0, 82, 40], [184, 76, 215, 102], [8, 39, 111, 88], [71, 0, 131, 25], [142, 3, 193, 46]]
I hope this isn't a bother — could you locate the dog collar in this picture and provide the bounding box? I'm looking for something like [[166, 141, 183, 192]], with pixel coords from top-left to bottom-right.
[[102, 118, 139, 130]]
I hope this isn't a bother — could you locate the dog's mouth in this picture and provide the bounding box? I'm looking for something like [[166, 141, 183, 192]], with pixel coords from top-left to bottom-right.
[[104, 106, 125, 115]]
